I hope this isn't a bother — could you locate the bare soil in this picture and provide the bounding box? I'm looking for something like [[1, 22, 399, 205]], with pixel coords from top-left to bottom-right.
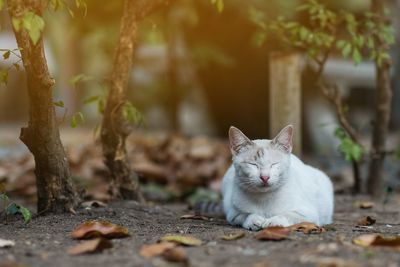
[[1, 195, 399, 267]]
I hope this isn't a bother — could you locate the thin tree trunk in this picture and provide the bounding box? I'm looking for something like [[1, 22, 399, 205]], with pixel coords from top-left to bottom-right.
[[101, 0, 173, 200], [269, 52, 302, 155], [8, 0, 79, 213], [367, 0, 393, 198]]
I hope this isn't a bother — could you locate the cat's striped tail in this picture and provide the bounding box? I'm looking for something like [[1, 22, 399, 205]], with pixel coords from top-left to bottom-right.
[[194, 202, 225, 218]]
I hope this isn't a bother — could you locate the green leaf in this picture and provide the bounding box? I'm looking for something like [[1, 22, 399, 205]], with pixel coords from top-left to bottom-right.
[[71, 115, 77, 128], [12, 17, 21, 31], [53, 100, 65, 107], [0, 0, 4, 11], [69, 73, 93, 86], [0, 69, 8, 85], [342, 43, 352, 58], [352, 48, 362, 65], [21, 11, 45, 45], [0, 193, 9, 201], [3, 50, 10, 60], [122, 102, 143, 124], [5, 203, 31, 223], [248, 6, 266, 30], [299, 27, 308, 40], [334, 127, 363, 162], [71, 112, 85, 128], [366, 37, 374, 49], [252, 31, 267, 47], [19, 206, 32, 223], [336, 40, 346, 49], [83, 95, 100, 104]]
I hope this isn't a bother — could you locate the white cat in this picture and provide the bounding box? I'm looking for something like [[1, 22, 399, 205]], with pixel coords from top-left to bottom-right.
[[221, 125, 334, 231]]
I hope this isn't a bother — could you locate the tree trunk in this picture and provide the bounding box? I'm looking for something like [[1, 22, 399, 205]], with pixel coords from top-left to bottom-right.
[[101, 0, 142, 201], [269, 52, 302, 155], [101, 0, 173, 200], [8, 0, 79, 213], [367, 0, 393, 198]]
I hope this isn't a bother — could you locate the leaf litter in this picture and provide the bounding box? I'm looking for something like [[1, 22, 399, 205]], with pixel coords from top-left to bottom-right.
[[255, 222, 326, 241], [139, 241, 177, 258], [356, 216, 376, 226], [221, 231, 246, 241], [160, 234, 202, 246], [255, 227, 292, 241], [71, 220, 129, 239], [67, 238, 112, 255], [353, 234, 400, 250]]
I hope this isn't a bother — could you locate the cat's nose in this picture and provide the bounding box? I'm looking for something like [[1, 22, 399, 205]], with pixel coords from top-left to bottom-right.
[[260, 175, 269, 184]]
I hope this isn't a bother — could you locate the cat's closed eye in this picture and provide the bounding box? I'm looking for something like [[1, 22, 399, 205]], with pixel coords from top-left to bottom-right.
[[244, 162, 258, 168]]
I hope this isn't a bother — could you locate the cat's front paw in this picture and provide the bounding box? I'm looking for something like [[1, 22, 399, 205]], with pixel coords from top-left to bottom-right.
[[261, 215, 291, 228], [243, 214, 267, 231]]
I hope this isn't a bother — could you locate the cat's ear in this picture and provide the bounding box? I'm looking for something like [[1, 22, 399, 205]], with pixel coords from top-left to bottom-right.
[[272, 125, 293, 153], [229, 126, 253, 155]]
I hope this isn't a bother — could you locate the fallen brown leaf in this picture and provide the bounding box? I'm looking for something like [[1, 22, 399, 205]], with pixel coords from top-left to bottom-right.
[[71, 220, 129, 239], [288, 222, 326, 234], [353, 234, 400, 250], [139, 241, 177, 258], [356, 216, 376, 226], [0, 239, 15, 248], [160, 235, 202, 246], [162, 247, 189, 265], [255, 227, 291, 241], [221, 231, 246, 241], [180, 214, 211, 221], [67, 238, 112, 255], [357, 201, 375, 209]]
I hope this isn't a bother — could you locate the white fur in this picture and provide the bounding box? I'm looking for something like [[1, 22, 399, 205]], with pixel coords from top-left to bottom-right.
[[222, 126, 334, 231]]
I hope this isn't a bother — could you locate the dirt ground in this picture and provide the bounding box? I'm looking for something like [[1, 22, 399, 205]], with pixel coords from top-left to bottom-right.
[[0, 195, 399, 267]]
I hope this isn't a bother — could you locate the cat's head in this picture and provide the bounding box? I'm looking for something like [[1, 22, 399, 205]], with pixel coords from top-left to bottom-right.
[[228, 125, 293, 193]]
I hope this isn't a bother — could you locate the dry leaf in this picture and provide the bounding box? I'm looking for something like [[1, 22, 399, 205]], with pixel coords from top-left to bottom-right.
[[162, 247, 189, 265], [0, 239, 15, 248], [255, 227, 291, 241], [356, 216, 376, 226], [81, 201, 107, 208], [357, 201, 375, 209], [71, 220, 129, 239], [139, 241, 176, 258], [221, 231, 246, 241], [288, 222, 326, 234], [180, 214, 211, 221], [353, 234, 400, 249], [67, 238, 112, 255], [160, 235, 202, 246]]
